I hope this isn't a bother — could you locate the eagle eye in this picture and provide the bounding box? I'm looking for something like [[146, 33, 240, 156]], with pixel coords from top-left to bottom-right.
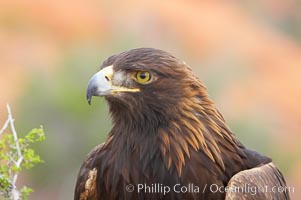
[[134, 71, 152, 84]]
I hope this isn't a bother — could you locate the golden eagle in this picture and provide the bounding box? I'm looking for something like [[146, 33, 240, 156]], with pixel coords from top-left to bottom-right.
[[74, 48, 289, 200]]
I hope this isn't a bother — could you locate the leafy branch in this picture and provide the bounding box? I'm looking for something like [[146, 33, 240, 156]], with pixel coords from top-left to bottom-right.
[[0, 104, 45, 200]]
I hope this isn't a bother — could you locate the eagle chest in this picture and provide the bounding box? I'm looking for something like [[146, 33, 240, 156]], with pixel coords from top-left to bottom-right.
[[96, 149, 226, 200]]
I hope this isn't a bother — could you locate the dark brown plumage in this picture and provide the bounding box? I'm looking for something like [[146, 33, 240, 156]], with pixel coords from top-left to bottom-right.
[[75, 48, 289, 200]]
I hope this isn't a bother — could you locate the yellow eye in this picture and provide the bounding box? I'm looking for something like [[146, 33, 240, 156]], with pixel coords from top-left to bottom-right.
[[135, 71, 152, 84]]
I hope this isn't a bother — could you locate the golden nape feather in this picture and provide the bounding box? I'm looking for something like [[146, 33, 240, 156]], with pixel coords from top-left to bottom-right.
[[75, 48, 290, 200]]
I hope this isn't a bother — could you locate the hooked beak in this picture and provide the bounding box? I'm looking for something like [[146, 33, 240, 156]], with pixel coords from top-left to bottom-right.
[[86, 65, 140, 105]]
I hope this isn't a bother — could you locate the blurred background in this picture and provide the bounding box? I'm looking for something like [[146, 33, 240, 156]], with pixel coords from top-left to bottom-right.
[[0, 0, 300, 199]]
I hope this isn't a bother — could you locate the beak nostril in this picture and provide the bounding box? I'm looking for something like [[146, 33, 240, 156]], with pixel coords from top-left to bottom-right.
[[105, 76, 110, 82]]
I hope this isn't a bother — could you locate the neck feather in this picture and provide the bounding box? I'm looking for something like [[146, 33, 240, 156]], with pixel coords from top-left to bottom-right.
[[105, 87, 242, 177]]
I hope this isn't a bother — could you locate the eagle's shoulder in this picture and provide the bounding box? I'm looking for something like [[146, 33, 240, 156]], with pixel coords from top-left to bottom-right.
[[226, 162, 289, 200], [74, 143, 104, 200]]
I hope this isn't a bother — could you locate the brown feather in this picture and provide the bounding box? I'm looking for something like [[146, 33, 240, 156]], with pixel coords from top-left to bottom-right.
[[226, 163, 289, 200]]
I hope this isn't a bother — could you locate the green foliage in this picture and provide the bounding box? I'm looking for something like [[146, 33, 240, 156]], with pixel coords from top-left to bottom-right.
[[20, 186, 33, 200], [0, 125, 45, 200]]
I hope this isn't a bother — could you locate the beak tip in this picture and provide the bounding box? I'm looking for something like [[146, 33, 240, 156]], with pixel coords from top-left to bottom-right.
[[86, 94, 92, 105]]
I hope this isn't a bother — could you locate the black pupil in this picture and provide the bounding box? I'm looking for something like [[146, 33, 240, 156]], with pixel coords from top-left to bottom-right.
[[140, 72, 147, 79]]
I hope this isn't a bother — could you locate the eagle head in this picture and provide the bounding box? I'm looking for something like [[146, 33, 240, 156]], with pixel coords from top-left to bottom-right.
[[86, 48, 208, 127]]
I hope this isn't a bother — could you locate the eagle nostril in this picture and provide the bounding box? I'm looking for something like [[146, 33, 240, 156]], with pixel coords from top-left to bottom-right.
[[105, 76, 110, 82]]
